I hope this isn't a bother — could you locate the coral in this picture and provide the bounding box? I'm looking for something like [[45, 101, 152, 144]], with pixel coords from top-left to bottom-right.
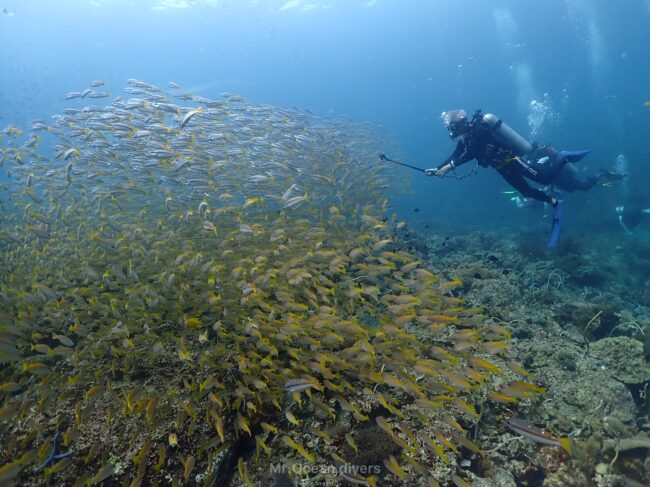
[[456, 263, 502, 291], [554, 302, 620, 339], [639, 282, 650, 307], [260, 467, 295, 487], [345, 425, 400, 469], [472, 466, 517, 486], [516, 232, 548, 260], [554, 350, 577, 371]]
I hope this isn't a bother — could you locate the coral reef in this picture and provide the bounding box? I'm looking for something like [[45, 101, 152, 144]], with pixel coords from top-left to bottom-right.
[[422, 230, 650, 484]]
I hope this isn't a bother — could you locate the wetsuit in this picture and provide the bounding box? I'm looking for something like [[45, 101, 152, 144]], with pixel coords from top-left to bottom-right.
[[437, 115, 571, 205], [553, 163, 599, 193]]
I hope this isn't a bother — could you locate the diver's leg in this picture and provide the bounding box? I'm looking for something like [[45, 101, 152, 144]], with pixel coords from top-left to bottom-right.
[[553, 164, 598, 192], [499, 167, 554, 204], [527, 149, 591, 185], [558, 150, 592, 163], [527, 155, 573, 185], [570, 175, 599, 191]]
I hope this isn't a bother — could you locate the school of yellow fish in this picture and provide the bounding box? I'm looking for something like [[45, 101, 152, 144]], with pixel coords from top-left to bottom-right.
[[0, 79, 535, 486]]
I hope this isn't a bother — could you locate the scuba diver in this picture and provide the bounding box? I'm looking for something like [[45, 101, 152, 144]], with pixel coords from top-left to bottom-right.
[[378, 109, 624, 247], [616, 204, 650, 235], [424, 109, 622, 206]]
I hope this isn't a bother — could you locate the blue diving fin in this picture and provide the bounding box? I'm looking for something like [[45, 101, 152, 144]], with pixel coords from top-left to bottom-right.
[[559, 150, 591, 163], [548, 199, 564, 248]]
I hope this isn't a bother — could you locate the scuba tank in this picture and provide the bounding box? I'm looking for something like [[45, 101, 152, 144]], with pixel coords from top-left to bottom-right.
[[481, 112, 532, 156]]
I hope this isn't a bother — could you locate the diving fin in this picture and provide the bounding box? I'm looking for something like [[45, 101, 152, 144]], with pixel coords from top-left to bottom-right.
[[559, 150, 591, 163], [548, 199, 564, 248]]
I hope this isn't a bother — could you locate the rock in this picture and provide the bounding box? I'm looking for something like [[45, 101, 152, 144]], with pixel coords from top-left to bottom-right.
[[554, 350, 578, 371], [594, 463, 609, 475], [603, 415, 632, 438], [589, 337, 650, 384], [618, 436, 650, 452], [473, 466, 517, 487]]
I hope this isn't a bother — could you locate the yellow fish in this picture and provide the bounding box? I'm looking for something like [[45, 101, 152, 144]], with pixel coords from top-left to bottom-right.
[[383, 454, 407, 480], [282, 436, 315, 462], [285, 411, 301, 427]]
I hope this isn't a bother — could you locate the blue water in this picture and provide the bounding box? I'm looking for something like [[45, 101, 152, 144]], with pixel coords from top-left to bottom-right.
[[2, 0, 649, 235]]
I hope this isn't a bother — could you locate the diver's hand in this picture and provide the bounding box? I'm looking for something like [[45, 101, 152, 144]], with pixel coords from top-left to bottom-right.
[[432, 163, 454, 177], [424, 168, 436, 176]]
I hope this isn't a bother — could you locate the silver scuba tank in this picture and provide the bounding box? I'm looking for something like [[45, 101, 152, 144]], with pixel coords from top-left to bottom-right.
[[482, 113, 532, 156]]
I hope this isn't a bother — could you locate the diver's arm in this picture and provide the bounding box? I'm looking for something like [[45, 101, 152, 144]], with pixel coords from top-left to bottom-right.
[[425, 142, 469, 176], [433, 122, 492, 175], [437, 145, 461, 169]]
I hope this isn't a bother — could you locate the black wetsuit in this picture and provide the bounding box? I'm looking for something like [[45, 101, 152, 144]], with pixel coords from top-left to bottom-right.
[[553, 163, 599, 192], [437, 116, 570, 204]]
